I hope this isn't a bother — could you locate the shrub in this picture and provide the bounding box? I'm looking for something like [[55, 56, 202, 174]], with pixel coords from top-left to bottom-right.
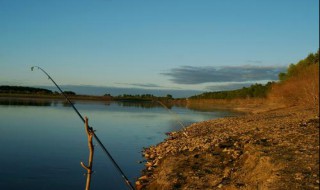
[[269, 55, 319, 113]]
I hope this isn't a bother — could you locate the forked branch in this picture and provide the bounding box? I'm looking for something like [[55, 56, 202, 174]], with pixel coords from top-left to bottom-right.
[[81, 117, 94, 190]]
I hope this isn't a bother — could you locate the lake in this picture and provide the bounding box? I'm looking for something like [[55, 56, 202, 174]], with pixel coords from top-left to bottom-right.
[[0, 98, 238, 190]]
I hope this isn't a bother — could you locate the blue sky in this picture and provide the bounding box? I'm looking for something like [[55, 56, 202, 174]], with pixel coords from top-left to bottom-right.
[[0, 0, 319, 97]]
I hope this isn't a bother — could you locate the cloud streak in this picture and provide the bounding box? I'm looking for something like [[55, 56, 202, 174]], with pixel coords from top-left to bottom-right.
[[116, 83, 164, 88], [162, 65, 286, 84]]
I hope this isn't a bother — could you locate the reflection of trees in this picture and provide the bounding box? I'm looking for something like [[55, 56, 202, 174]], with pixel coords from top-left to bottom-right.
[[0, 97, 238, 113], [53, 100, 59, 106], [62, 100, 75, 107], [114, 100, 189, 110], [0, 98, 52, 106], [116, 101, 160, 109]]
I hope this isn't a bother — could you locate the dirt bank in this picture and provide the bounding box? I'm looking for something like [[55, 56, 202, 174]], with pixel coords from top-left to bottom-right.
[[137, 106, 319, 189]]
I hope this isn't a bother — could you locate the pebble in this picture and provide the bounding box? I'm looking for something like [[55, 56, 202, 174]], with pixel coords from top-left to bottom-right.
[[223, 167, 231, 178], [139, 175, 148, 181], [135, 181, 141, 186], [145, 162, 152, 167]]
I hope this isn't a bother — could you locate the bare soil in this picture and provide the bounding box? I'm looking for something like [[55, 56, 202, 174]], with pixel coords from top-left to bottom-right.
[[137, 105, 319, 190]]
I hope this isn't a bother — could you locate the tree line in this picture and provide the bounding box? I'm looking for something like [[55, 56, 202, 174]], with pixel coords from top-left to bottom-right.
[[269, 50, 319, 109], [189, 82, 274, 99], [0, 85, 77, 96], [278, 50, 319, 81], [0, 85, 174, 101], [109, 93, 174, 101], [190, 49, 319, 100], [0, 85, 53, 94]]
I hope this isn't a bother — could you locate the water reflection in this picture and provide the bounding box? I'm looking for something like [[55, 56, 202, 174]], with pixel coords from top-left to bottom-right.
[[0, 98, 52, 106], [0, 98, 82, 108], [116, 101, 168, 109], [62, 101, 76, 107], [114, 100, 190, 110], [0, 99, 240, 190], [0, 98, 178, 109], [0, 98, 243, 114]]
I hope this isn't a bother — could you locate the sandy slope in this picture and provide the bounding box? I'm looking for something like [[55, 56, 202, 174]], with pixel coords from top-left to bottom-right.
[[137, 105, 319, 190]]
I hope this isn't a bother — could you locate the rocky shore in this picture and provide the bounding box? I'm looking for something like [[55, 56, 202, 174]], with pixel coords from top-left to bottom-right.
[[136, 106, 319, 190]]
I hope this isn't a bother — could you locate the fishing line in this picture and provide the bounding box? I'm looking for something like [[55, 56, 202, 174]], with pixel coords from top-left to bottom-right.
[[155, 100, 189, 137], [31, 66, 135, 190]]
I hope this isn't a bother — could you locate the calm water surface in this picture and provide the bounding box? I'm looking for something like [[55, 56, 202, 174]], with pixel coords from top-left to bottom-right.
[[0, 99, 238, 190]]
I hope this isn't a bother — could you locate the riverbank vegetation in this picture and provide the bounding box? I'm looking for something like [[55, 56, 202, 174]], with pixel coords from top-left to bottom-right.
[[269, 50, 319, 111], [188, 50, 319, 114], [189, 82, 274, 99]]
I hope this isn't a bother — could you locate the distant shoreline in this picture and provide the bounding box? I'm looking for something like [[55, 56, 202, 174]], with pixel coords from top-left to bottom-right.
[[0, 93, 112, 102], [0, 93, 276, 113], [0, 93, 189, 109]]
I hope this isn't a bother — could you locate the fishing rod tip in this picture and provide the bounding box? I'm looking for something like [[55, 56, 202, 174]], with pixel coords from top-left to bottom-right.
[[31, 66, 40, 71]]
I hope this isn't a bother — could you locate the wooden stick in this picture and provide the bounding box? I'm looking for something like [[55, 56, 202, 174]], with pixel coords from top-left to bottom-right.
[[80, 117, 94, 190]]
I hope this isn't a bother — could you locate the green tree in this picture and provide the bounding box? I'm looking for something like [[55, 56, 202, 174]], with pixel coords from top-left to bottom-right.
[[166, 94, 173, 99]]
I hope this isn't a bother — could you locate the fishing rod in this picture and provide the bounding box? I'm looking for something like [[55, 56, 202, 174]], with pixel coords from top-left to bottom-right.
[[31, 66, 135, 190]]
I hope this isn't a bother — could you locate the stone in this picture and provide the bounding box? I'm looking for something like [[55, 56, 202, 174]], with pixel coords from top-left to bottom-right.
[[223, 167, 231, 178], [139, 175, 148, 181], [145, 162, 152, 167]]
